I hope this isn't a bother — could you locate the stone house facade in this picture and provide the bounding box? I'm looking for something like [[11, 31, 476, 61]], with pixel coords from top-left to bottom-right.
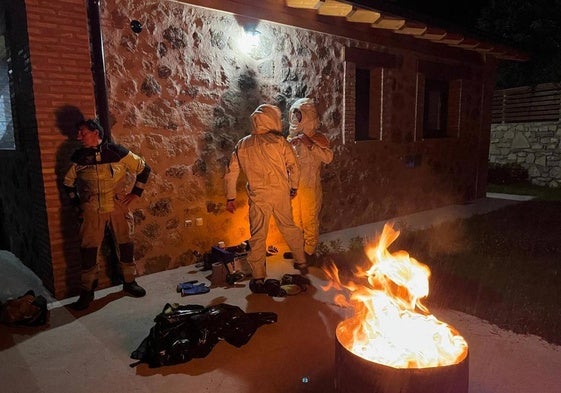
[[0, 0, 523, 298]]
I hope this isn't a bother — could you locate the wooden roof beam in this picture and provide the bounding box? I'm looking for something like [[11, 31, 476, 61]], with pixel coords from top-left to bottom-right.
[[286, 0, 321, 9], [371, 14, 405, 30], [474, 42, 494, 53], [317, 0, 353, 16], [415, 27, 447, 40], [394, 20, 427, 36], [346, 8, 381, 23], [455, 38, 480, 49], [437, 33, 464, 45]]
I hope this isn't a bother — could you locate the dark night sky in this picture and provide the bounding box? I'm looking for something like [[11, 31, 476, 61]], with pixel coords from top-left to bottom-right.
[[350, 0, 561, 87]]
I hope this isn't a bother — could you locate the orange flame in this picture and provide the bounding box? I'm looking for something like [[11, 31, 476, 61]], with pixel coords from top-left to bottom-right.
[[326, 223, 468, 369]]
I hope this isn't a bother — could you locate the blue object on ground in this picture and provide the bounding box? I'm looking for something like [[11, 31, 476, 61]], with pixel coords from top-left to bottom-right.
[[180, 283, 210, 296], [176, 280, 198, 292]]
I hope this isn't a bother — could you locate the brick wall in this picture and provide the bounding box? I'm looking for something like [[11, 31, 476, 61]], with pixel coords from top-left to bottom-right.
[[0, 0, 96, 299], [27, 0, 96, 298]]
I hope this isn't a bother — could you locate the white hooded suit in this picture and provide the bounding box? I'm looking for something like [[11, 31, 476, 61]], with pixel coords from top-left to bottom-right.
[[288, 98, 333, 256], [224, 104, 306, 279]]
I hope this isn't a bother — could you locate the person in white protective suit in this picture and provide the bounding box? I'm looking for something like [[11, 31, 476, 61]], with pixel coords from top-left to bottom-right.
[[288, 98, 333, 264], [224, 104, 308, 296]]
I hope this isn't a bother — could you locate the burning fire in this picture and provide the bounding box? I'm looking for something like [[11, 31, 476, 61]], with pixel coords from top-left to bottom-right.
[[324, 223, 468, 369]]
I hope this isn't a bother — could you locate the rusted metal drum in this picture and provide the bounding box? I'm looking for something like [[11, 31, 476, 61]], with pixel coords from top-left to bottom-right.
[[335, 332, 469, 393]]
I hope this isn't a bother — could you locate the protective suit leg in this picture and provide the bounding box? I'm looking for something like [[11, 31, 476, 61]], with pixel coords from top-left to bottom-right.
[[273, 196, 306, 265], [298, 187, 321, 255], [118, 243, 146, 297], [72, 247, 99, 311], [247, 199, 271, 279], [79, 247, 99, 290]]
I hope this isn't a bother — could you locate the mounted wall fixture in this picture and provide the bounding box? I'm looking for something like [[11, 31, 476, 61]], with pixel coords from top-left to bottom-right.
[[130, 20, 142, 34], [239, 23, 261, 54]]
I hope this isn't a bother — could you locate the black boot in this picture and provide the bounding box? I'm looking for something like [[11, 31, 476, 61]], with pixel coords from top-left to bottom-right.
[[71, 279, 97, 311], [123, 280, 146, 297], [71, 289, 94, 311]]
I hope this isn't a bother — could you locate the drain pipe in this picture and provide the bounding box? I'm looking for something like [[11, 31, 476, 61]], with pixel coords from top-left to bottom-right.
[[86, 0, 111, 140]]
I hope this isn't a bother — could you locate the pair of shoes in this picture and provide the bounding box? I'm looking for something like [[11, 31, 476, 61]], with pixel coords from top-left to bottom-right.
[[293, 262, 309, 275], [123, 280, 146, 297], [70, 289, 94, 311], [180, 283, 210, 296], [249, 279, 287, 297], [281, 274, 311, 291]]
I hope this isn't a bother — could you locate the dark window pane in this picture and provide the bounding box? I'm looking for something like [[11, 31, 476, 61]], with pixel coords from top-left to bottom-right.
[[423, 78, 448, 139], [355, 67, 371, 141]]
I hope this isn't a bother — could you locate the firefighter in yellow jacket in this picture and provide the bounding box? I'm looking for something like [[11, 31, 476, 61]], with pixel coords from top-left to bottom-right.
[[224, 104, 307, 296], [288, 98, 333, 264], [63, 119, 150, 310]]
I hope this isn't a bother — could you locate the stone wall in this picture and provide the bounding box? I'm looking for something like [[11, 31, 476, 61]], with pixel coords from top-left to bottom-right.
[[1, 0, 496, 298], [489, 122, 561, 187], [100, 0, 496, 277]]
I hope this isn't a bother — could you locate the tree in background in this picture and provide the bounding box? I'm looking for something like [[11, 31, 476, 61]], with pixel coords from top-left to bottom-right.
[[388, 0, 561, 88], [477, 0, 561, 88]]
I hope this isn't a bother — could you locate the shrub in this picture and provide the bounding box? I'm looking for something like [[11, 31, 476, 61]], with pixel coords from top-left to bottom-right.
[[488, 162, 528, 184]]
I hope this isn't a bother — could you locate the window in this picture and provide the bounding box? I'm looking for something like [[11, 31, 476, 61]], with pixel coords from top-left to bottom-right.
[[423, 78, 448, 139], [0, 8, 15, 150], [355, 67, 383, 141], [344, 47, 399, 143], [417, 61, 464, 140]]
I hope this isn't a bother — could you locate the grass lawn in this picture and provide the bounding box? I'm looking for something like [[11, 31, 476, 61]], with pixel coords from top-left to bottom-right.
[[320, 184, 561, 346]]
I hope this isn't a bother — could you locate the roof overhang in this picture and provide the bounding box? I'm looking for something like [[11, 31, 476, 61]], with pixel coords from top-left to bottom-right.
[[286, 0, 528, 61]]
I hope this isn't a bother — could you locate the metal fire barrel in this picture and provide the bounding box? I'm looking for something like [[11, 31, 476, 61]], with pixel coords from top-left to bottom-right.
[[335, 331, 469, 393]]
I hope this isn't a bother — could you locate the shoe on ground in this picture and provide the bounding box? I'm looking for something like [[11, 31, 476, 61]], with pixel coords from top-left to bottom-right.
[[123, 280, 146, 297], [281, 284, 302, 295], [293, 262, 309, 275], [226, 271, 245, 285], [249, 279, 287, 297], [70, 289, 94, 311], [281, 274, 311, 291], [249, 279, 267, 294], [264, 279, 287, 297]]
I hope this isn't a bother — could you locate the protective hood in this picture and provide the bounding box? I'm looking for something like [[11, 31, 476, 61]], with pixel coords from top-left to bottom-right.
[[289, 98, 320, 137], [250, 104, 282, 135]]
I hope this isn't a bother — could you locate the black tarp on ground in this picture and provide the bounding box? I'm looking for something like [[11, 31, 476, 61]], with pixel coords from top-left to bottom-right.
[[131, 302, 277, 368]]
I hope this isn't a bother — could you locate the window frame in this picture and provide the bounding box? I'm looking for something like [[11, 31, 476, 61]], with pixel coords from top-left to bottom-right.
[[416, 60, 467, 141], [344, 47, 400, 144], [0, 5, 16, 151]]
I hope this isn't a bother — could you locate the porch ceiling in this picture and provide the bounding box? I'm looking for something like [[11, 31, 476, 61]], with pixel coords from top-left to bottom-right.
[[286, 0, 528, 61]]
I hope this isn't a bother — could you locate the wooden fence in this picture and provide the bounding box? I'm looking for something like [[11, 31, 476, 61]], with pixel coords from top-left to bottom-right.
[[492, 82, 561, 124]]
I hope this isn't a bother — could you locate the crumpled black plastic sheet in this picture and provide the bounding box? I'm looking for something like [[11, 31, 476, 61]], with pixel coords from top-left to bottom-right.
[[130, 303, 277, 368]]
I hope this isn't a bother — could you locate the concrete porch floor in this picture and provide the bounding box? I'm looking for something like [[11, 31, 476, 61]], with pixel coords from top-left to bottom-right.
[[1, 194, 560, 393]]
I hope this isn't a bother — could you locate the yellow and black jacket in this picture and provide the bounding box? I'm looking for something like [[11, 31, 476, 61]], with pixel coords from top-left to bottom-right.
[[63, 142, 150, 214]]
